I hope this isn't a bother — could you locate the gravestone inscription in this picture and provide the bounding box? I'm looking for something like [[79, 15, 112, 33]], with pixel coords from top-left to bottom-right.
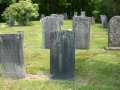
[[73, 15, 90, 49], [50, 30, 75, 80], [0, 32, 26, 78]]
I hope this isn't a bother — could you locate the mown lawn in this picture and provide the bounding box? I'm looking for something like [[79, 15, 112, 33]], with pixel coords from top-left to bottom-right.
[[0, 20, 120, 90]]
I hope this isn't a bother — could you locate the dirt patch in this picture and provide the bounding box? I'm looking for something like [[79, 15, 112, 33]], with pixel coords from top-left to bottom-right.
[[24, 73, 50, 81]]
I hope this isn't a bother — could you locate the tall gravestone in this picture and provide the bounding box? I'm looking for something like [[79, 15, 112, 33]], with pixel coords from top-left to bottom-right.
[[42, 15, 61, 49], [105, 16, 120, 50], [0, 32, 26, 78], [73, 12, 90, 49], [50, 30, 75, 80], [100, 15, 108, 28]]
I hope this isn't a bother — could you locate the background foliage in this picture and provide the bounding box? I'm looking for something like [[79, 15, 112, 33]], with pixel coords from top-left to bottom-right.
[[0, 0, 119, 22]]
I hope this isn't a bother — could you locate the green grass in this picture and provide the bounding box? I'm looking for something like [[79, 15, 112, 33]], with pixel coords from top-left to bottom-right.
[[0, 20, 120, 90]]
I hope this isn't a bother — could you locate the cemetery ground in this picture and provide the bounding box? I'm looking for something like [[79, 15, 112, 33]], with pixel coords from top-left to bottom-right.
[[0, 20, 120, 90]]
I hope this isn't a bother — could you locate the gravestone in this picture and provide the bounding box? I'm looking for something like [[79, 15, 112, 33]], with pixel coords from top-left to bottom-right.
[[9, 16, 14, 27], [50, 30, 75, 80], [0, 32, 26, 78], [74, 12, 78, 17], [100, 15, 108, 28], [59, 14, 64, 25], [51, 14, 63, 26], [105, 16, 120, 50], [73, 12, 90, 49], [42, 16, 61, 49], [41, 14, 45, 19], [64, 13, 68, 20], [81, 11, 86, 17], [90, 17, 95, 25]]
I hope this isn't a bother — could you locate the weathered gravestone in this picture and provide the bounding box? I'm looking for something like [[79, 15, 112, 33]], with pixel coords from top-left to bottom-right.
[[74, 12, 78, 17], [73, 12, 90, 49], [51, 14, 64, 26], [105, 16, 120, 50], [42, 16, 61, 49], [0, 32, 26, 78], [100, 15, 108, 28], [64, 13, 68, 20], [50, 30, 75, 80]]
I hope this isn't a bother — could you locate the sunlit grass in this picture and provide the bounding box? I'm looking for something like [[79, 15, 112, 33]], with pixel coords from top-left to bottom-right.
[[0, 20, 120, 90]]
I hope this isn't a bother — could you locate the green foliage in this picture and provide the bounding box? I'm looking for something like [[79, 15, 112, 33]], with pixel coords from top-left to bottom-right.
[[1, 0, 39, 26]]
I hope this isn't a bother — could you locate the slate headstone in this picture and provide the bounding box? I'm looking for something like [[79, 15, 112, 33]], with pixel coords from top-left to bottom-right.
[[73, 14, 90, 49], [100, 15, 108, 28], [42, 16, 61, 49], [50, 30, 75, 80], [0, 32, 26, 78]]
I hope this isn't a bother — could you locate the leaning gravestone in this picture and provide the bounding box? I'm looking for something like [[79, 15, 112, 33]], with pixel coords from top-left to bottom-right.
[[0, 31, 26, 78], [42, 15, 61, 49], [105, 16, 120, 50], [50, 30, 75, 80], [100, 15, 108, 28], [73, 11, 90, 49]]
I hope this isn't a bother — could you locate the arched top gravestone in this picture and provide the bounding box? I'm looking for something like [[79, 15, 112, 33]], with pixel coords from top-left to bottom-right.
[[106, 16, 120, 49]]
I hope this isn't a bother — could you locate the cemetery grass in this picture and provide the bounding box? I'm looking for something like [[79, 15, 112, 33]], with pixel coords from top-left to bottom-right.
[[0, 20, 119, 90]]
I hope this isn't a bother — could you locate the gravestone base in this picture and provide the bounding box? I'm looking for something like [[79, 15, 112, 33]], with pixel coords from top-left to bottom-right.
[[105, 47, 120, 50]]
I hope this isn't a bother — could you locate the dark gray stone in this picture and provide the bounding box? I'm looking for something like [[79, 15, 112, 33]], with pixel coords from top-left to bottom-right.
[[42, 16, 61, 49], [108, 16, 120, 47], [50, 30, 75, 80], [100, 15, 108, 28], [73, 16, 90, 49], [0, 32, 26, 78]]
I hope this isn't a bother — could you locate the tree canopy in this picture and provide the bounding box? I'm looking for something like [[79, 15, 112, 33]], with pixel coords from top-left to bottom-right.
[[0, 0, 119, 22]]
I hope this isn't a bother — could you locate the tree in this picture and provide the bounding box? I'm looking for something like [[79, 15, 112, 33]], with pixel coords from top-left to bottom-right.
[[2, 0, 39, 26], [104, 0, 120, 15]]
